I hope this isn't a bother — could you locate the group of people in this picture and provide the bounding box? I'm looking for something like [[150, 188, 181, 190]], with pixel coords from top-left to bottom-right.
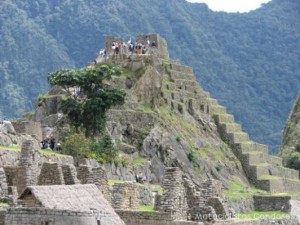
[[135, 172, 147, 184], [97, 38, 157, 63], [41, 136, 62, 153]]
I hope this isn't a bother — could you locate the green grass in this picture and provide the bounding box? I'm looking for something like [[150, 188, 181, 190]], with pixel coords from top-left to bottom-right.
[[133, 157, 146, 167], [108, 179, 126, 186], [0, 145, 21, 151], [149, 184, 164, 194], [0, 202, 9, 207], [237, 210, 289, 219], [39, 149, 66, 156], [224, 177, 261, 200], [140, 205, 155, 212]]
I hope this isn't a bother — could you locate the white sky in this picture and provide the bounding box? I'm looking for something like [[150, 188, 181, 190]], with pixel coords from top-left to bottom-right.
[[186, 0, 272, 13]]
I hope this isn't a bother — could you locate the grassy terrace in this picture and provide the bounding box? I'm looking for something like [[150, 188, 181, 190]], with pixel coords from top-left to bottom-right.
[[224, 177, 261, 200], [0, 145, 66, 157]]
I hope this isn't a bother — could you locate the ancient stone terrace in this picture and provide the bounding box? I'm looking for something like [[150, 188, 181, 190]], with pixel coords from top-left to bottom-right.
[[209, 97, 300, 207], [160, 59, 211, 117]]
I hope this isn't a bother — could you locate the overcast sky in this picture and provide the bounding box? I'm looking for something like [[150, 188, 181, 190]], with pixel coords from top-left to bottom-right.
[[186, 0, 272, 13]]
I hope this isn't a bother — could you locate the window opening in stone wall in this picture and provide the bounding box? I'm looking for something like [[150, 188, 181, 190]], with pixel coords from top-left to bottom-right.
[[171, 93, 175, 100], [200, 105, 205, 111], [129, 196, 132, 208], [179, 196, 182, 208], [97, 220, 101, 225]]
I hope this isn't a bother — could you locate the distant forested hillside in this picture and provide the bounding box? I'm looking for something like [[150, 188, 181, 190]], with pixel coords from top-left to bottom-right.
[[0, 0, 299, 153]]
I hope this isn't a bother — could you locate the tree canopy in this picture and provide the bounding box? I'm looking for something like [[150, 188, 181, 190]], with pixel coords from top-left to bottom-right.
[[48, 64, 126, 137]]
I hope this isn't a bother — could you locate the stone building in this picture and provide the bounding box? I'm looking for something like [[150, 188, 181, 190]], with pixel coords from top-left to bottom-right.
[[156, 167, 188, 220], [111, 182, 140, 210], [5, 184, 125, 225]]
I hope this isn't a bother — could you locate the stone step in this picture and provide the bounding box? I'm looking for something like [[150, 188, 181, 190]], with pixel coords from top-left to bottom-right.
[[174, 79, 198, 87], [234, 142, 269, 155], [211, 105, 227, 114], [253, 195, 291, 211], [227, 132, 249, 144], [267, 165, 299, 180], [265, 155, 283, 166], [219, 123, 242, 133], [107, 109, 156, 130], [166, 100, 185, 114], [167, 63, 193, 74], [241, 152, 264, 165], [256, 177, 300, 194], [169, 70, 195, 81], [207, 98, 218, 105], [213, 114, 235, 124], [241, 152, 283, 167], [249, 164, 299, 182], [162, 81, 176, 90]]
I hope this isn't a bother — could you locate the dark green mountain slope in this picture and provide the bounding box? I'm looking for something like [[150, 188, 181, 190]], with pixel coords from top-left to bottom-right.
[[0, 0, 299, 153]]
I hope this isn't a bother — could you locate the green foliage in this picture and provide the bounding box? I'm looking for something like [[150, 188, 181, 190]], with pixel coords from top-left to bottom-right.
[[224, 177, 261, 200], [89, 134, 118, 163], [133, 157, 146, 167], [61, 132, 92, 157], [140, 205, 155, 212], [285, 152, 300, 171], [187, 149, 197, 163], [48, 64, 126, 137]]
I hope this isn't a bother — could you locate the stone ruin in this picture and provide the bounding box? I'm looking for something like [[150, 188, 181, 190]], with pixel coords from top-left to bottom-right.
[[154, 167, 232, 222], [112, 182, 140, 210]]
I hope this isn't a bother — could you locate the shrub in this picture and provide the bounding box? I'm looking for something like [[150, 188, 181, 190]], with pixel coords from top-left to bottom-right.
[[187, 149, 197, 163], [61, 132, 92, 157], [286, 152, 300, 170]]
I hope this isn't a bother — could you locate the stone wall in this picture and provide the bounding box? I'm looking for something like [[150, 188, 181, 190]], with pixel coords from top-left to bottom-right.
[[5, 208, 125, 225], [158, 167, 188, 220], [200, 179, 224, 206], [61, 164, 79, 185], [77, 165, 111, 201], [16, 140, 39, 194], [253, 195, 291, 211], [91, 167, 111, 202], [38, 162, 64, 185], [112, 182, 140, 210], [0, 150, 20, 167]]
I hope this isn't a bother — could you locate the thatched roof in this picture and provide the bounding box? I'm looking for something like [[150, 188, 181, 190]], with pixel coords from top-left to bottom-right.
[[19, 184, 111, 212]]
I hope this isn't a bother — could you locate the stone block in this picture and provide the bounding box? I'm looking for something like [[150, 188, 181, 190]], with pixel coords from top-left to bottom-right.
[[253, 195, 291, 211]]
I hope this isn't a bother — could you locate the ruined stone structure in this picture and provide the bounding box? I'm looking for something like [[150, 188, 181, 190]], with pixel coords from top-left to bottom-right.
[[157, 167, 188, 220], [8, 184, 125, 225], [16, 139, 40, 194], [38, 162, 64, 185], [77, 165, 111, 202], [112, 182, 140, 210]]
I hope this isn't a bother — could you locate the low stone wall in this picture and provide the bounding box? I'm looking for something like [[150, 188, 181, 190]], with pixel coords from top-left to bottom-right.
[[5, 208, 124, 225], [253, 195, 291, 211], [117, 210, 298, 225]]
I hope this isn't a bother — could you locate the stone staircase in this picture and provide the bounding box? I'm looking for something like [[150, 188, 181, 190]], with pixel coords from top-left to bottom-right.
[[160, 60, 211, 116], [209, 98, 300, 195]]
